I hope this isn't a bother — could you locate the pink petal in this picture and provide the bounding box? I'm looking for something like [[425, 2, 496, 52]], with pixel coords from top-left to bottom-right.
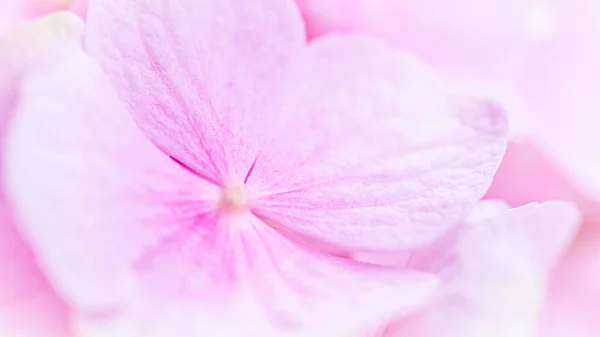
[[379, 201, 581, 337], [4, 44, 218, 311], [485, 140, 600, 332], [0, 12, 85, 337], [251, 35, 507, 250], [5, 41, 438, 335], [485, 139, 600, 249], [76, 214, 438, 337], [84, 0, 305, 184], [85, 0, 506, 250], [295, 0, 538, 134], [540, 223, 600, 337], [0, 203, 72, 337], [486, 139, 600, 212]]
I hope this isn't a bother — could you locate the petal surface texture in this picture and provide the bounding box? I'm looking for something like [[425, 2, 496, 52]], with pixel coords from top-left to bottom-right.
[[84, 0, 507, 251], [6, 40, 439, 336]]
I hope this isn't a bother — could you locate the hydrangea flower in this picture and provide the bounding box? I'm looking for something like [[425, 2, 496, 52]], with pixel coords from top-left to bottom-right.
[[295, 0, 600, 208], [294, 2, 600, 336], [4, 0, 506, 335]]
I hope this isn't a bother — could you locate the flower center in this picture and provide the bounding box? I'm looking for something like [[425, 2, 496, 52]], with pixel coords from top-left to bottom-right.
[[219, 184, 248, 213]]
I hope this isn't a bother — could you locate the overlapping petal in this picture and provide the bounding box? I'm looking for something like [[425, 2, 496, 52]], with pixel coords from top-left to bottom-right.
[[84, 0, 507, 251], [374, 201, 580, 337], [487, 141, 600, 337], [5, 38, 440, 336]]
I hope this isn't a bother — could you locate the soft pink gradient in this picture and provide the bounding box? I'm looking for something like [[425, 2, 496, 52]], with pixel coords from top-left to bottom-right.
[[295, 0, 600, 192], [296, 2, 600, 336], [363, 201, 580, 337], [0, 11, 84, 337], [487, 140, 600, 337], [515, 0, 600, 192], [294, 0, 539, 133], [2, 0, 509, 335], [539, 224, 600, 337]]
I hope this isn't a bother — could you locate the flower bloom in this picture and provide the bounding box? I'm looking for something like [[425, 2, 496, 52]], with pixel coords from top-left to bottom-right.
[[293, 1, 600, 336], [2, 0, 510, 335]]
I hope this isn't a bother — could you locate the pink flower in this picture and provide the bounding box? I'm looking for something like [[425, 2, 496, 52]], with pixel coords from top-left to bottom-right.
[[368, 200, 580, 337], [2, 0, 507, 335], [295, 2, 600, 336], [295, 0, 600, 188], [0, 12, 83, 337]]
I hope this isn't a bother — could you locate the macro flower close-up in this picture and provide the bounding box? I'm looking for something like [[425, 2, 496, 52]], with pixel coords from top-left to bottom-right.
[[0, 0, 598, 337]]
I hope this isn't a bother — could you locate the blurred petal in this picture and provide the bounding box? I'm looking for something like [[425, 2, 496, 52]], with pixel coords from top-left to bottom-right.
[[486, 139, 600, 223], [294, 0, 541, 134], [250, 35, 507, 251], [540, 223, 600, 337], [379, 201, 580, 337], [516, 0, 600, 193], [0, 11, 84, 337]]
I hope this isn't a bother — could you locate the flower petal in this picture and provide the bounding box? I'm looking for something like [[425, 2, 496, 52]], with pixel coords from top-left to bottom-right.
[[381, 201, 581, 337], [296, 0, 534, 59], [0, 12, 84, 337], [4, 44, 217, 311], [75, 214, 438, 337], [87, 0, 506, 250], [294, 0, 536, 135], [540, 223, 600, 337], [486, 139, 600, 212], [84, 0, 305, 184], [0, 203, 72, 337], [253, 35, 507, 250]]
